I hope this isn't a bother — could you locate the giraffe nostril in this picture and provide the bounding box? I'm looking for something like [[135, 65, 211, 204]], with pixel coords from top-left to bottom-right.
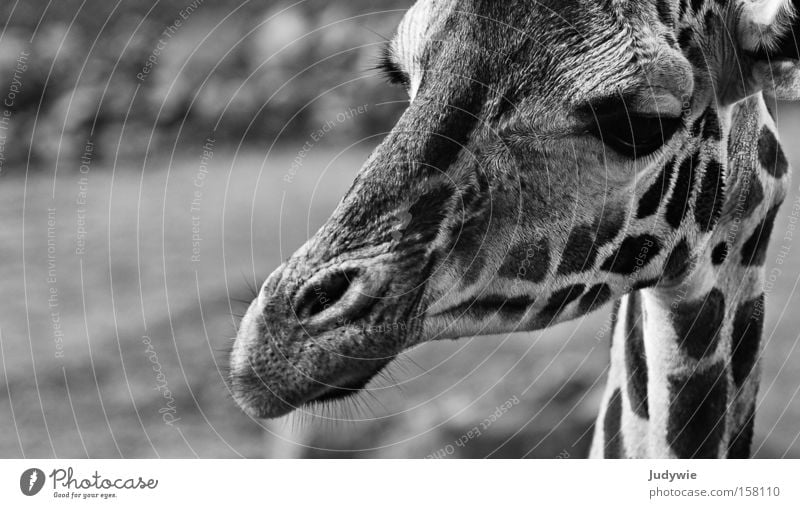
[[292, 269, 358, 320]]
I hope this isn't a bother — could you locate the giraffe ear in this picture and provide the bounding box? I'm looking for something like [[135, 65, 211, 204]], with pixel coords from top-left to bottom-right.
[[736, 0, 800, 100]]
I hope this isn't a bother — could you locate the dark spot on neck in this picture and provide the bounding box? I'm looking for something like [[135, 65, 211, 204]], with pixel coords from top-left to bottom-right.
[[739, 177, 764, 219], [600, 234, 662, 275], [702, 108, 721, 141], [665, 150, 700, 229], [695, 158, 726, 232], [540, 284, 586, 323], [667, 361, 728, 458], [578, 283, 612, 314], [757, 126, 788, 179], [603, 389, 624, 459], [637, 157, 676, 219], [731, 294, 764, 387], [557, 225, 599, 275], [672, 288, 725, 360], [557, 210, 625, 276], [436, 293, 536, 321], [661, 238, 692, 282], [740, 204, 781, 267], [623, 292, 649, 420], [711, 242, 729, 265], [677, 26, 693, 49]]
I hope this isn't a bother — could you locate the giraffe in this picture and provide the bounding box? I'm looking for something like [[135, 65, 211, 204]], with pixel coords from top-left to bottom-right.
[[229, 0, 800, 458]]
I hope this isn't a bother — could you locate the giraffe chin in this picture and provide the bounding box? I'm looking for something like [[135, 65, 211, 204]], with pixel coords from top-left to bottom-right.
[[230, 357, 392, 420]]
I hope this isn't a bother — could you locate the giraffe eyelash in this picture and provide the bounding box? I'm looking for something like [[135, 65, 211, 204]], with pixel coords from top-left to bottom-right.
[[377, 45, 410, 88], [579, 94, 684, 159], [590, 113, 684, 159]]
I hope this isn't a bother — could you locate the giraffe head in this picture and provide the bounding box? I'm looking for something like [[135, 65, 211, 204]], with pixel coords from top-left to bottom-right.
[[230, 0, 799, 419]]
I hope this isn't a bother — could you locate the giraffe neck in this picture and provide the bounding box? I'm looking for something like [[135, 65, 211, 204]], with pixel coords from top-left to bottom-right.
[[590, 94, 788, 458], [594, 283, 764, 459]]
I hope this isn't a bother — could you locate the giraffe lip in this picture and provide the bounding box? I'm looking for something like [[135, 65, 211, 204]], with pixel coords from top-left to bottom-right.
[[230, 368, 382, 420], [304, 370, 382, 406]]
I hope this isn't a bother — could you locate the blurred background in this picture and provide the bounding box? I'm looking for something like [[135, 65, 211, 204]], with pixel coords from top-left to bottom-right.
[[1, 0, 799, 458]]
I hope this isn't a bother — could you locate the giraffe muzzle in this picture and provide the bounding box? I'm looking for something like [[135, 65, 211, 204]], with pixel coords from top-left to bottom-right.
[[229, 251, 430, 419]]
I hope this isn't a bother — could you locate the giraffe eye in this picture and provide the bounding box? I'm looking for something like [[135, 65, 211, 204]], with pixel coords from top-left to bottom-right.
[[591, 114, 683, 159], [377, 46, 410, 89]]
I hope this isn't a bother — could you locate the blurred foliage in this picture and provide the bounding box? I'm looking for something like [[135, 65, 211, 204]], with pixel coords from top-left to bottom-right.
[[0, 0, 411, 171]]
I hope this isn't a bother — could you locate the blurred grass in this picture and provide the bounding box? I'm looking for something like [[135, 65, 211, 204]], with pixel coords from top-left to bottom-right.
[[1, 103, 799, 458]]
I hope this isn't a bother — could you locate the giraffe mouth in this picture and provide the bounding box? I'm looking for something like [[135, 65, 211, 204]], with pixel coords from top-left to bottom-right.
[[303, 368, 387, 406], [228, 266, 427, 420], [229, 320, 399, 419]]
